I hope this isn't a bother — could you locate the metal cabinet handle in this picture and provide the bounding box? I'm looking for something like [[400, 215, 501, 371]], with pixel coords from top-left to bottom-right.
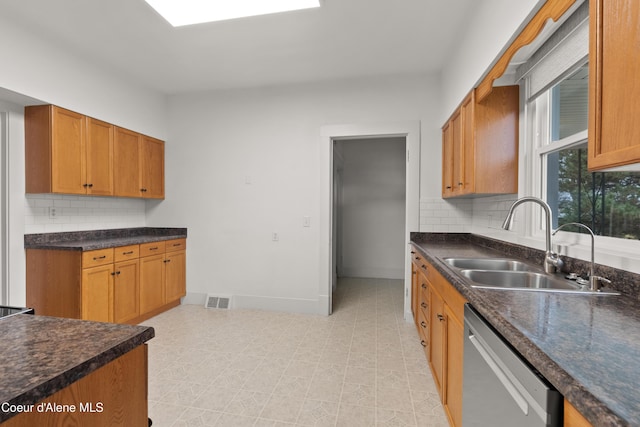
[[149, 247, 159, 251], [122, 251, 134, 255], [93, 255, 106, 260], [421, 302, 428, 309], [446, 186, 452, 189], [420, 321, 427, 328], [420, 340, 427, 348], [437, 314, 444, 322], [421, 283, 427, 289]]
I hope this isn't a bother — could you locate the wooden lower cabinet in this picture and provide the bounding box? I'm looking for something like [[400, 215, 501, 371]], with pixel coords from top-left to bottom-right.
[[165, 250, 187, 302], [113, 259, 140, 323], [82, 263, 114, 322], [140, 253, 166, 314], [444, 304, 464, 427], [2, 345, 148, 427], [410, 246, 466, 427], [26, 238, 186, 324]]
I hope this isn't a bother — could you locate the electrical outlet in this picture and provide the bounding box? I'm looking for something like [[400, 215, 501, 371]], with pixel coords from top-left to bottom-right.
[[303, 216, 311, 227], [272, 232, 279, 241], [49, 207, 57, 219]]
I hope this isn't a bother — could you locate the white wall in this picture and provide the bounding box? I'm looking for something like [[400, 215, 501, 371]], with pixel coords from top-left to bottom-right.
[[146, 73, 440, 314], [0, 14, 168, 306], [439, 0, 542, 121], [338, 138, 406, 280]]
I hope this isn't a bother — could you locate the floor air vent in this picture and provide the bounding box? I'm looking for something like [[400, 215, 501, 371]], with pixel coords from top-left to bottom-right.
[[205, 295, 231, 309]]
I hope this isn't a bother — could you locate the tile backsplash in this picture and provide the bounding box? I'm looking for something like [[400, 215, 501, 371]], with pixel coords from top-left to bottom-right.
[[25, 194, 146, 234], [420, 194, 517, 233]]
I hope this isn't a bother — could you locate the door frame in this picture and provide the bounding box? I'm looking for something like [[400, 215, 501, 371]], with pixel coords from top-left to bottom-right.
[[320, 121, 420, 319]]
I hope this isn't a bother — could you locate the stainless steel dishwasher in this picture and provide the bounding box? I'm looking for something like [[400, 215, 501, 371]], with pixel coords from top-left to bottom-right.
[[462, 304, 562, 426]]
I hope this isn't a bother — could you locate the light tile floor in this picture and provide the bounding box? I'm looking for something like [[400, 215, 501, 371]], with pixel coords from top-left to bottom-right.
[[142, 277, 448, 426]]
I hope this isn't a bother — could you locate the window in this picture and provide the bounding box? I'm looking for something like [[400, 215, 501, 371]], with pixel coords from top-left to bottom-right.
[[531, 64, 640, 241]]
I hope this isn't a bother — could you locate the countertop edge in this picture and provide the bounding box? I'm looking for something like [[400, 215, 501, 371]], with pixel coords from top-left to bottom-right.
[[410, 239, 628, 427], [24, 227, 187, 251], [0, 322, 154, 423]]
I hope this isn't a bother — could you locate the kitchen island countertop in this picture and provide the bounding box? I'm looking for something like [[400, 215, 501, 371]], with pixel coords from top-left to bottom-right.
[[412, 233, 640, 427], [0, 314, 154, 422]]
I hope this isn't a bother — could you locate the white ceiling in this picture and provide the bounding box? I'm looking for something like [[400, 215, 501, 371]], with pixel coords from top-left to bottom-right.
[[1, 0, 481, 95]]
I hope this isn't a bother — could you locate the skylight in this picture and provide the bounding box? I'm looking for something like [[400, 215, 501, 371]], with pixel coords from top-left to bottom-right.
[[144, 0, 321, 27]]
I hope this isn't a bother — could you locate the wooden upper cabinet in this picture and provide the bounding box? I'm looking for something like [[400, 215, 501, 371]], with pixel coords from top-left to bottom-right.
[[26, 105, 86, 194], [114, 128, 165, 199], [114, 127, 142, 198], [26, 104, 164, 199], [588, 0, 640, 170], [141, 135, 165, 199], [441, 86, 519, 198], [86, 117, 114, 196]]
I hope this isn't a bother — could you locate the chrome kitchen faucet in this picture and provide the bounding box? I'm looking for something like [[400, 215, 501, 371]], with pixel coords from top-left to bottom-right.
[[502, 196, 564, 274]]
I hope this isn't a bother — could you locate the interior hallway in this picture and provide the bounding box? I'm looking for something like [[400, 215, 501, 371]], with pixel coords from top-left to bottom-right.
[[143, 278, 448, 426]]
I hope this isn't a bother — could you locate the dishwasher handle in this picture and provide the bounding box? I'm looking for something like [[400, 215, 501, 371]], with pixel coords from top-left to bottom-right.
[[468, 333, 529, 416]]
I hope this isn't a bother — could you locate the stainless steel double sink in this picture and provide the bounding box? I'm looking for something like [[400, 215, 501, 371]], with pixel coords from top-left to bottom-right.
[[443, 257, 618, 295]]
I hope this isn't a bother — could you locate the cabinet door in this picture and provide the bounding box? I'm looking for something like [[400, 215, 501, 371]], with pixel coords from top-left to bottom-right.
[[165, 250, 186, 302], [140, 135, 165, 199], [442, 122, 454, 197], [429, 286, 445, 394], [450, 110, 463, 196], [82, 264, 113, 322], [114, 127, 141, 197], [113, 259, 139, 323], [139, 254, 165, 313], [444, 304, 464, 427], [589, 0, 640, 170], [86, 118, 114, 196], [52, 106, 86, 194], [460, 94, 475, 195]]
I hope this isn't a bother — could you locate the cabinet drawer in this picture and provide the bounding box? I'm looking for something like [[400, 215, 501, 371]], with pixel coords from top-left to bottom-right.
[[165, 238, 186, 252], [114, 244, 139, 262], [139, 241, 166, 257], [82, 248, 114, 268]]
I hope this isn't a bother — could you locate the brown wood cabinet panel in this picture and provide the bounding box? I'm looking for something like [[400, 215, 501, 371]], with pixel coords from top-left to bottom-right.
[[26, 249, 82, 319], [81, 264, 114, 323], [442, 86, 518, 198], [25, 105, 86, 195], [113, 127, 142, 198], [165, 250, 186, 302], [444, 304, 464, 427], [165, 238, 187, 252], [461, 94, 474, 194], [82, 248, 114, 268], [51, 107, 86, 195], [429, 286, 445, 395], [140, 240, 166, 257], [139, 253, 166, 314], [450, 109, 463, 196], [140, 135, 165, 199], [588, 0, 640, 170], [3, 345, 148, 427], [114, 244, 140, 262], [113, 259, 140, 323], [442, 122, 454, 197], [85, 117, 114, 196], [564, 399, 594, 427]]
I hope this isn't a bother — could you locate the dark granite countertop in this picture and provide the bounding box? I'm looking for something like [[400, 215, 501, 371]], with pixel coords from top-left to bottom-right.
[[24, 227, 187, 251], [0, 314, 154, 422], [411, 233, 640, 427]]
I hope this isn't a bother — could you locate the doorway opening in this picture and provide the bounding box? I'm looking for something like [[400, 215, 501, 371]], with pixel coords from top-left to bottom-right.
[[320, 122, 420, 318]]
